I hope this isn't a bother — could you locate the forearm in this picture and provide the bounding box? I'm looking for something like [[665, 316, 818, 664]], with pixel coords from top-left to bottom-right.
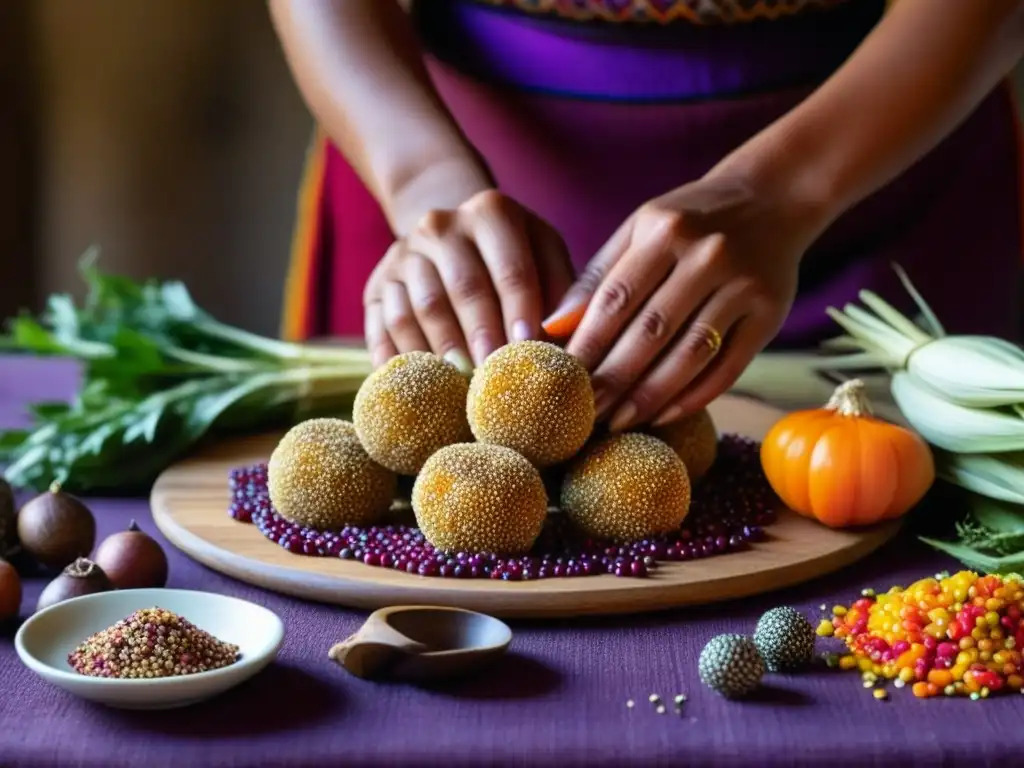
[[268, 0, 492, 234], [713, 0, 1024, 238]]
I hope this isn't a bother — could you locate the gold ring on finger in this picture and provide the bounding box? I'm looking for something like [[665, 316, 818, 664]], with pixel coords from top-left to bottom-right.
[[703, 325, 723, 355]]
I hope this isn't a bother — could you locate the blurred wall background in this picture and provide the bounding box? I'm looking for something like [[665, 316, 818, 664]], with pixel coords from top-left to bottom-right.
[[2, 0, 312, 337], [2, 1, 1024, 338]]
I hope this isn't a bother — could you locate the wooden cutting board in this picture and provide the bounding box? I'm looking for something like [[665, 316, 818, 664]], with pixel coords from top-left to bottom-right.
[[151, 395, 900, 619]]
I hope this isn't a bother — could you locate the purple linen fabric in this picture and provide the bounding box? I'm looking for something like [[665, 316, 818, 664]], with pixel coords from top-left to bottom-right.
[[2, 356, 1024, 768]]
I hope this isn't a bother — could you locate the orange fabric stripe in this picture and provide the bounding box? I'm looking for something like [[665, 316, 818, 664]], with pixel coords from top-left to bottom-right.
[[280, 127, 329, 341]]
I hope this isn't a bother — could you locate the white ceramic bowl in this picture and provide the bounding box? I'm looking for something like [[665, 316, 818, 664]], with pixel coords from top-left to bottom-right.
[[15, 588, 285, 710]]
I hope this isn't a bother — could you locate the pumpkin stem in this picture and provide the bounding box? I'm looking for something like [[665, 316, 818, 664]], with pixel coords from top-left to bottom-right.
[[824, 379, 873, 417]]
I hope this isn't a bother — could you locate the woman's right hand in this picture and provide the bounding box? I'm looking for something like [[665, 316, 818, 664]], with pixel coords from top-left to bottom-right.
[[363, 189, 575, 369]]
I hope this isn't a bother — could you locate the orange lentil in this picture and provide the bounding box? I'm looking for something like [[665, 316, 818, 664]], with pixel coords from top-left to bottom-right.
[[829, 571, 1024, 699]]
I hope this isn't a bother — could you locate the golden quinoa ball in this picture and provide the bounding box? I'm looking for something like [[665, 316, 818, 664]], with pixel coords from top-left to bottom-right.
[[354, 351, 472, 475], [561, 432, 691, 542], [467, 340, 595, 467], [646, 407, 718, 482], [268, 418, 396, 530], [412, 443, 548, 555]]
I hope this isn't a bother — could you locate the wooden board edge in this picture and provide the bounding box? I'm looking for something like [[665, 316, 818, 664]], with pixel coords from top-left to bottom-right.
[[152, 471, 901, 619]]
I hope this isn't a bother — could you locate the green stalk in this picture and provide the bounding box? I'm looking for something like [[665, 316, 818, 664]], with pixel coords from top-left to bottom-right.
[[194, 318, 370, 367], [825, 306, 917, 367], [275, 364, 371, 399], [892, 262, 945, 337], [857, 290, 932, 346], [163, 345, 279, 373]]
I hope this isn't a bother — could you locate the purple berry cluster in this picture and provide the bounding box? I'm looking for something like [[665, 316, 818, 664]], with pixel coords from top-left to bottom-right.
[[228, 434, 777, 580]]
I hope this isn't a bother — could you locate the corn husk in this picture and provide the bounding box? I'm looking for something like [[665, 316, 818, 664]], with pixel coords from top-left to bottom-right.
[[819, 265, 1024, 408], [826, 265, 1024, 574], [889, 372, 1024, 453], [907, 336, 1024, 407], [936, 449, 1024, 505]]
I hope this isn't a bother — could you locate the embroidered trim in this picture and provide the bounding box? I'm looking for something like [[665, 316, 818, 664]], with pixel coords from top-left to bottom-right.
[[472, 0, 852, 24]]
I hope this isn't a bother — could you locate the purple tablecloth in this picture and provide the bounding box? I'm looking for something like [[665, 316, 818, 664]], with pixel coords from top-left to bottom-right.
[[2, 356, 1023, 768]]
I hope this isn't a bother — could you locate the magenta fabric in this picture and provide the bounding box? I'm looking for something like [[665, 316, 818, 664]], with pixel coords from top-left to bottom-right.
[[5, 356, 1024, 767], [430, 62, 1022, 345], [320, 146, 393, 342]]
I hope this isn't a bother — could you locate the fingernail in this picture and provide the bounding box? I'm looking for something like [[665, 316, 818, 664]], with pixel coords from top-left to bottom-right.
[[542, 306, 565, 327], [511, 320, 532, 343], [542, 301, 586, 338], [472, 337, 496, 366], [608, 402, 637, 433], [543, 292, 576, 322], [652, 404, 684, 428], [443, 348, 474, 376]]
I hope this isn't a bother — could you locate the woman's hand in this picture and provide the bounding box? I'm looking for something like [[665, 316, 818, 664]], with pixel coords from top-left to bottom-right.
[[547, 174, 823, 430], [364, 189, 575, 369]]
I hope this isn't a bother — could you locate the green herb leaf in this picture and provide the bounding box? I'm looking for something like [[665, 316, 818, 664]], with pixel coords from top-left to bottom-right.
[[0, 251, 371, 494], [920, 536, 1024, 575], [969, 495, 1024, 536]]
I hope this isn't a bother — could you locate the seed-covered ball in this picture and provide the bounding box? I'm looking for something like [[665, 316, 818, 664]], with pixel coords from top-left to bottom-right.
[[753, 606, 816, 672], [467, 340, 594, 467], [646, 407, 718, 482], [698, 634, 765, 699], [561, 433, 690, 542], [412, 443, 548, 555], [268, 418, 396, 530], [354, 351, 472, 475]]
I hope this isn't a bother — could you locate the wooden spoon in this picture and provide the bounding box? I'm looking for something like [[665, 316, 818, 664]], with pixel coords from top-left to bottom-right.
[[328, 605, 512, 682]]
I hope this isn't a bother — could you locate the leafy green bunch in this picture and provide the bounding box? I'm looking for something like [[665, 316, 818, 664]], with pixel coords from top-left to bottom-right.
[[0, 250, 371, 494]]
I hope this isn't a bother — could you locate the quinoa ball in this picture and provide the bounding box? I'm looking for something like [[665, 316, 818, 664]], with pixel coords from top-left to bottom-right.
[[412, 443, 548, 555], [698, 634, 765, 698], [646, 407, 718, 482], [561, 432, 691, 542], [354, 351, 472, 475], [268, 418, 396, 530], [467, 340, 595, 467], [753, 606, 816, 672]]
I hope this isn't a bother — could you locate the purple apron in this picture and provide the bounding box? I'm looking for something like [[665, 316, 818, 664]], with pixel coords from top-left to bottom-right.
[[282, 0, 1021, 345]]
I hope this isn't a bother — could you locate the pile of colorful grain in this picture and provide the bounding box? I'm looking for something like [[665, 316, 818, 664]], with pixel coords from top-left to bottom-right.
[[819, 570, 1024, 699], [68, 607, 240, 679]]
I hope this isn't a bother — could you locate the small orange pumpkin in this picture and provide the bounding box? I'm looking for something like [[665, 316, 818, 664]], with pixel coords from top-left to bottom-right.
[[760, 379, 935, 528]]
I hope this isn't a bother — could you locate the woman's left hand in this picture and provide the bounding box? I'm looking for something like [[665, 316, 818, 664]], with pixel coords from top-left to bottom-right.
[[546, 173, 823, 431]]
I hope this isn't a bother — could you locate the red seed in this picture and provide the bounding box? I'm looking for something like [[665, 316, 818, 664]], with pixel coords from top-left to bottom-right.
[[936, 642, 957, 660]]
